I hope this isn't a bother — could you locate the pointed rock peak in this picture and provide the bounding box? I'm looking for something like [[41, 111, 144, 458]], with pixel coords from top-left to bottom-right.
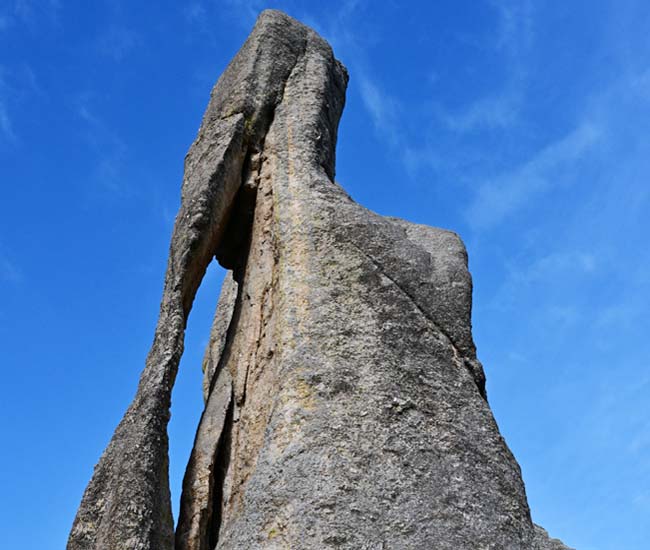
[[68, 10, 571, 550]]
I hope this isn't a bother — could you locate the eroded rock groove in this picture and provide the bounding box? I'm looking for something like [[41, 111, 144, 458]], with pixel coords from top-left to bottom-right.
[[69, 10, 572, 550]]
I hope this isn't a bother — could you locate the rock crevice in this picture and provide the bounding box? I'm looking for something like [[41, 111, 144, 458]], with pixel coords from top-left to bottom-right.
[[69, 10, 571, 550]]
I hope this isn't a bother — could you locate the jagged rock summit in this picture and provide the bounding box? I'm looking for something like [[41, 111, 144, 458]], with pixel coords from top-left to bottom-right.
[[69, 10, 572, 550]]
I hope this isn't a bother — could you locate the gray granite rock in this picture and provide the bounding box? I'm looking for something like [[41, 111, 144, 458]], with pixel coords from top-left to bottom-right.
[[69, 10, 572, 550], [201, 272, 238, 402]]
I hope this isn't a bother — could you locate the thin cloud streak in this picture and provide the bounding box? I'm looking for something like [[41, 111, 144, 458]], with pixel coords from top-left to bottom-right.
[[184, 3, 207, 24], [485, 246, 600, 317], [490, 0, 534, 55], [437, 92, 522, 133], [98, 25, 141, 62], [357, 73, 445, 177], [431, 0, 533, 134], [465, 122, 601, 230], [6, 0, 61, 29], [0, 100, 15, 141], [298, 0, 430, 175], [357, 75, 400, 147], [74, 95, 130, 197], [0, 67, 16, 142], [0, 255, 22, 283], [508, 250, 598, 285], [223, 0, 265, 26], [317, 0, 538, 178]]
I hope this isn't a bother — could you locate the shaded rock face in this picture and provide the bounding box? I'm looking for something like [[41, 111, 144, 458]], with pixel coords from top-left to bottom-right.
[[68, 10, 572, 550]]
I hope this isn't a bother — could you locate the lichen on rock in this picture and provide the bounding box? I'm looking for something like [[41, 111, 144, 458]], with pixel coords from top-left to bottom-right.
[[68, 10, 572, 550]]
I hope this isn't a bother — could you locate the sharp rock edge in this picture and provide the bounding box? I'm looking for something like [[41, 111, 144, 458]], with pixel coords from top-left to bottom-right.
[[68, 10, 573, 550]]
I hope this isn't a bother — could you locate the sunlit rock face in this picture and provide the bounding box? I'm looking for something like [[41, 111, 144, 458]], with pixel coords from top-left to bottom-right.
[[68, 10, 571, 550]]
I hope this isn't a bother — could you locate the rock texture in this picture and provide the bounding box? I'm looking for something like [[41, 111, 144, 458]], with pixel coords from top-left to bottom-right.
[[69, 10, 572, 550]]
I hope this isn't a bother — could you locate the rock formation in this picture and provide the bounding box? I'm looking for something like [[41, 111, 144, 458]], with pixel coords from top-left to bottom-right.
[[68, 10, 572, 550]]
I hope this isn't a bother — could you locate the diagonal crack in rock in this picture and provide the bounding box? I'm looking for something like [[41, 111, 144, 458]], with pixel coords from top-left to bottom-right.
[[69, 9, 572, 550]]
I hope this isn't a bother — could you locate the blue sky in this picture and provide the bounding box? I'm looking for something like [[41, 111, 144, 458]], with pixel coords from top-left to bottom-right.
[[1, 1, 649, 548]]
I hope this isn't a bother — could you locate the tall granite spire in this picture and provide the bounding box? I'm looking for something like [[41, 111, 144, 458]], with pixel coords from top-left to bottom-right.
[[69, 10, 571, 550]]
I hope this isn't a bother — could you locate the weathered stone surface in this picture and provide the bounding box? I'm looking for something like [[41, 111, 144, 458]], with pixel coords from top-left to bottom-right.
[[175, 366, 232, 550], [534, 525, 574, 550], [69, 9, 572, 550], [68, 10, 312, 550], [68, 109, 246, 550], [201, 271, 238, 402]]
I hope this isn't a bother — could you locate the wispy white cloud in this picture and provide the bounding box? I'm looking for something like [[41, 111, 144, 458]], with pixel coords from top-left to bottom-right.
[[629, 68, 650, 96], [490, 0, 534, 55], [464, 61, 650, 232], [184, 2, 207, 24], [98, 25, 141, 62], [400, 145, 443, 176], [0, 67, 16, 142], [628, 422, 650, 456], [595, 302, 644, 331], [9, 0, 60, 28], [219, 0, 366, 35], [486, 247, 599, 318], [0, 14, 10, 31], [306, 0, 537, 180], [14, 0, 32, 21], [296, 0, 421, 170], [436, 91, 523, 133], [430, 0, 533, 135], [223, 0, 265, 26], [300, 0, 440, 177], [508, 250, 598, 284], [74, 94, 129, 197], [0, 63, 47, 143], [21, 64, 42, 97], [465, 122, 601, 229], [546, 304, 581, 326], [0, 253, 21, 283], [583, 368, 650, 454], [0, 100, 15, 142], [357, 75, 400, 146], [357, 73, 447, 177], [0, 0, 61, 32]]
